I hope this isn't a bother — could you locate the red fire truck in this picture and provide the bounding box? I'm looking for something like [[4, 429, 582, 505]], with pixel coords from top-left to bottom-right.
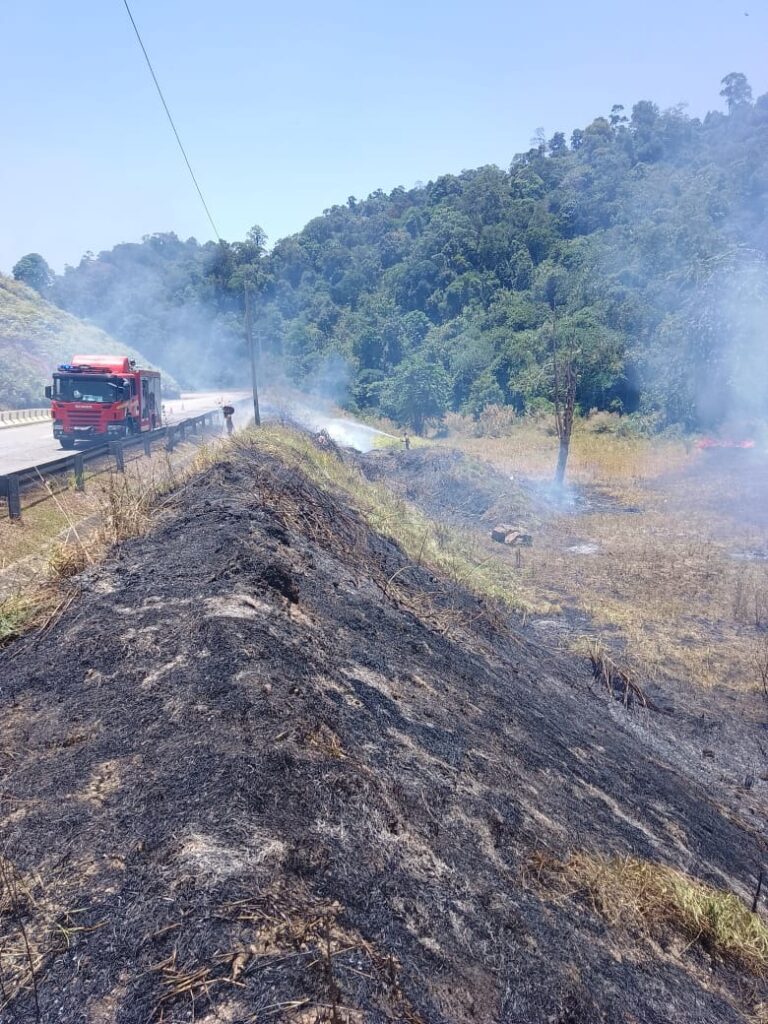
[[45, 355, 162, 449]]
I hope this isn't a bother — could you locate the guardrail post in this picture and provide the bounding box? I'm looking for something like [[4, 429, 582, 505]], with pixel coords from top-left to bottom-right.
[[143, 434, 152, 457], [110, 441, 125, 473], [191, 418, 198, 435], [167, 427, 175, 452], [7, 475, 21, 520], [179, 423, 186, 442], [74, 454, 85, 492]]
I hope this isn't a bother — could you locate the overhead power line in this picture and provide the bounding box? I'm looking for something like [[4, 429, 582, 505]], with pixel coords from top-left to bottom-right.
[[119, 2, 262, 429], [121, 0, 221, 241]]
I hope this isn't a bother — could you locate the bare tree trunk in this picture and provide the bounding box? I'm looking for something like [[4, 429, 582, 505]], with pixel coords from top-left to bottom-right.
[[553, 337, 577, 488], [244, 284, 261, 426], [554, 393, 574, 487]]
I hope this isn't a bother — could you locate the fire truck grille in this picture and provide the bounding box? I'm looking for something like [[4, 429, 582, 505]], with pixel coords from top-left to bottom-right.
[[69, 411, 102, 426]]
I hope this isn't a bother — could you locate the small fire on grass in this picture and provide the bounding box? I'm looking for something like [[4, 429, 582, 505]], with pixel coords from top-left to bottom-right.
[[695, 437, 755, 450]]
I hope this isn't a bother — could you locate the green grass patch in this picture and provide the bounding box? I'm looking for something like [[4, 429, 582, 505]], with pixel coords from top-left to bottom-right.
[[0, 593, 45, 647]]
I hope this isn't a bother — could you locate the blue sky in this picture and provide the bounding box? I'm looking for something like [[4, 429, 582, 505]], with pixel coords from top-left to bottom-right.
[[1, 0, 765, 273]]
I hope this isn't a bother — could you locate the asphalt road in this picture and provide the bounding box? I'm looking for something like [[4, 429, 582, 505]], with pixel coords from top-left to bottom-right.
[[0, 392, 250, 476]]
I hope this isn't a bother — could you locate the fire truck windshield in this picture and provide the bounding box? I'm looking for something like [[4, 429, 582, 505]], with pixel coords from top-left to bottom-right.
[[54, 376, 126, 404]]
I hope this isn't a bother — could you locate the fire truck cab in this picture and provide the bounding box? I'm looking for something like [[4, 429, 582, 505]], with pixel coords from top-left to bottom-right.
[[45, 354, 162, 449]]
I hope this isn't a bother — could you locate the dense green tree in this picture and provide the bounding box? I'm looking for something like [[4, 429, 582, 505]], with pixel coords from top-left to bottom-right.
[[380, 356, 451, 434], [464, 371, 505, 418], [13, 253, 52, 293], [720, 72, 753, 113], [548, 132, 568, 156]]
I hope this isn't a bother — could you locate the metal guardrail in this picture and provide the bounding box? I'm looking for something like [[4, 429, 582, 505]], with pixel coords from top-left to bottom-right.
[[0, 408, 51, 429], [0, 409, 222, 521]]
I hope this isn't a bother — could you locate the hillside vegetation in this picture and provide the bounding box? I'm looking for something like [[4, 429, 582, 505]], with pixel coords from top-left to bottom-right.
[[0, 275, 170, 409], [41, 73, 768, 429]]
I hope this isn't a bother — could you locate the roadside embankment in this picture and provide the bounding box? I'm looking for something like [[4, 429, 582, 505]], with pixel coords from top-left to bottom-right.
[[0, 426, 764, 1023]]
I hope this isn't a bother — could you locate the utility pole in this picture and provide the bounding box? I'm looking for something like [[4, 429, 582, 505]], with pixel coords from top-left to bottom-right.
[[244, 282, 261, 426]]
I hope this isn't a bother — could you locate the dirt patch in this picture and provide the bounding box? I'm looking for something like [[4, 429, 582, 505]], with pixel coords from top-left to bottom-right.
[[1, 443, 766, 1022], [567, 541, 601, 555]]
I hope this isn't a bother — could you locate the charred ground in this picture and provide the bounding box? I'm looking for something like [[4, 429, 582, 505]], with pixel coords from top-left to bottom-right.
[[1, 433, 766, 1023], [363, 445, 768, 840]]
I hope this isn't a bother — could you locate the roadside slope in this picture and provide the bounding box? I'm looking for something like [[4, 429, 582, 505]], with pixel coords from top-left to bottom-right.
[[0, 431, 765, 1023], [0, 274, 169, 408]]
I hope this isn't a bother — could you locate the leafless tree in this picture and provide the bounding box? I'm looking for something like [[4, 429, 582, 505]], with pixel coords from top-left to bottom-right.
[[552, 328, 578, 488]]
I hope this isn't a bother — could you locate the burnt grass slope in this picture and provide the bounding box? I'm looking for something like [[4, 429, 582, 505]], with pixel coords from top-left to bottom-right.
[[362, 446, 768, 837], [1, 438, 766, 1023], [359, 446, 534, 528]]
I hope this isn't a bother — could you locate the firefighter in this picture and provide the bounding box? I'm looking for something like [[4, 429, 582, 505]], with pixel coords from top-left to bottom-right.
[[402, 431, 411, 450], [148, 390, 158, 428], [222, 404, 235, 435]]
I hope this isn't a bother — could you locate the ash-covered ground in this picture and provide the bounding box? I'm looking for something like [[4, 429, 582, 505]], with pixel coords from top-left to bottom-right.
[[364, 446, 768, 842], [1, 439, 765, 1022]]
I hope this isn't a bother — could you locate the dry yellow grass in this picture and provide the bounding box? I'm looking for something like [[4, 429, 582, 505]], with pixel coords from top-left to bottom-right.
[[536, 851, 768, 976], [453, 417, 689, 493], [446, 418, 768, 694], [2, 423, 236, 568], [522, 505, 766, 691], [0, 436, 226, 647]]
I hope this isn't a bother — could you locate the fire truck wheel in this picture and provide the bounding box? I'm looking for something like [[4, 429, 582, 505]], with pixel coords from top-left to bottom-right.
[[60, 438, 75, 450]]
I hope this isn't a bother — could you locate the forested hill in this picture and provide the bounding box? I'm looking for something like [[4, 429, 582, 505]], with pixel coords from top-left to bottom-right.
[[33, 74, 768, 429], [0, 275, 171, 409]]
